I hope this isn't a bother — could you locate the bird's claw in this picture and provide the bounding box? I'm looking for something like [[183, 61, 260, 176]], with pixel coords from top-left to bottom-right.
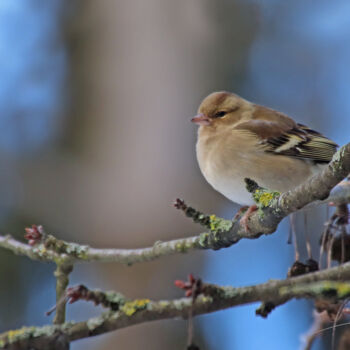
[[239, 205, 258, 233]]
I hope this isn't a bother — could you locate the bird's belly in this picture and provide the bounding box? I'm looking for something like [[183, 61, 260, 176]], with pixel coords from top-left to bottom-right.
[[210, 173, 256, 205], [198, 146, 321, 206], [201, 163, 256, 205]]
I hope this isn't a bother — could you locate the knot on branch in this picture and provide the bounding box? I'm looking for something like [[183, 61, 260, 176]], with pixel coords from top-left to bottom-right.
[[287, 259, 319, 278], [24, 226, 90, 261], [255, 302, 276, 318], [64, 285, 125, 311], [48, 284, 152, 319], [47, 284, 126, 316], [44, 236, 89, 259]]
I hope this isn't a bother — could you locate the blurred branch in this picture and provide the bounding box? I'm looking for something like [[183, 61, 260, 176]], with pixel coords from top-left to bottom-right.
[[53, 263, 73, 325], [302, 310, 330, 350], [2, 262, 350, 349], [322, 176, 350, 206]]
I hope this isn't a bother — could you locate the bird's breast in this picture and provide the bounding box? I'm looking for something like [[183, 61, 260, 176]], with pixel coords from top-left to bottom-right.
[[196, 129, 257, 205]]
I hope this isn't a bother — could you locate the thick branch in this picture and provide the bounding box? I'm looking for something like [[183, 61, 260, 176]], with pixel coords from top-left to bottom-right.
[[280, 146, 350, 212], [321, 177, 350, 206], [0, 143, 349, 267], [2, 262, 350, 349], [220, 143, 350, 243]]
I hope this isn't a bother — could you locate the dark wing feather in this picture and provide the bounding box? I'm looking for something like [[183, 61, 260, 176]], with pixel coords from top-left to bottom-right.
[[265, 123, 338, 163], [235, 118, 338, 164]]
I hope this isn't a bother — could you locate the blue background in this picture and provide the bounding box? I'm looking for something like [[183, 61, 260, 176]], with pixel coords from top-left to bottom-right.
[[0, 1, 349, 349]]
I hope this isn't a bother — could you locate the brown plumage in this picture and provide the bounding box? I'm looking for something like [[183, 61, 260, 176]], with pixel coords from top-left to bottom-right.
[[192, 91, 338, 206]]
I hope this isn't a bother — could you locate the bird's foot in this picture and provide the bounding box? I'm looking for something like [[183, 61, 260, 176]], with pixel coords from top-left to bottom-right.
[[239, 205, 258, 233], [233, 206, 249, 221]]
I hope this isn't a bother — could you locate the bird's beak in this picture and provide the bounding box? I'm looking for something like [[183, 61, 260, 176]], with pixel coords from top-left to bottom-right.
[[191, 113, 211, 126]]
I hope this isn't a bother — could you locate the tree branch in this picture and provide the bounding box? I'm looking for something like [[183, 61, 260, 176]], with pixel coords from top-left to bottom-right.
[[1, 144, 348, 266], [2, 262, 350, 349]]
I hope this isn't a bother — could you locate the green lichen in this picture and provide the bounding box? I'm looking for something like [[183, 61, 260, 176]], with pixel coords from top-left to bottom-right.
[[105, 291, 126, 306], [209, 215, 232, 233], [32, 244, 51, 259], [201, 295, 213, 303], [253, 189, 280, 207], [53, 255, 68, 265], [87, 315, 106, 331], [43, 235, 89, 259], [336, 283, 350, 298], [32, 325, 61, 338], [65, 243, 89, 259], [174, 240, 193, 253], [153, 240, 163, 247], [0, 325, 60, 345], [252, 189, 280, 218], [280, 281, 350, 300], [331, 147, 346, 172], [198, 232, 210, 247], [321, 281, 350, 298], [6, 327, 36, 343], [158, 300, 170, 308], [0, 323, 76, 347], [175, 242, 187, 253], [121, 299, 150, 316]]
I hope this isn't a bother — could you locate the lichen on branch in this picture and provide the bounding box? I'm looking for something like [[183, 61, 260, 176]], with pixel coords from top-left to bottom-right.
[[0, 143, 349, 267], [3, 263, 350, 349]]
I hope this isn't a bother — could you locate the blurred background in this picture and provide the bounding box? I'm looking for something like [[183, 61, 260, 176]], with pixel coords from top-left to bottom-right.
[[0, 1, 349, 349]]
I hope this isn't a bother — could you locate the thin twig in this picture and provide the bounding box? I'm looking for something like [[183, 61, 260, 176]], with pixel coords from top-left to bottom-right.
[[302, 311, 329, 350], [304, 211, 312, 259], [53, 263, 73, 324], [290, 213, 300, 261], [331, 299, 348, 350]]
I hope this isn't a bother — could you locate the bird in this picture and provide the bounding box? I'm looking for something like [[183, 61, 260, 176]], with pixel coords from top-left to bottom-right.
[[191, 91, 338, 231]]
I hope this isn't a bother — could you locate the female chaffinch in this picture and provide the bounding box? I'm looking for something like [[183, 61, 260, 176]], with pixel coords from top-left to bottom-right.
[[192, 91, 338, 229]]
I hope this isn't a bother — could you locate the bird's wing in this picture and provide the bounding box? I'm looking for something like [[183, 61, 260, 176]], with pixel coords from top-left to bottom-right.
[[234, 108, 338, 164]]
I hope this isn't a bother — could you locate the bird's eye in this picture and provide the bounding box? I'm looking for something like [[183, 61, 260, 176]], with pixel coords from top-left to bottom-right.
[[214, 111, 227, 118]]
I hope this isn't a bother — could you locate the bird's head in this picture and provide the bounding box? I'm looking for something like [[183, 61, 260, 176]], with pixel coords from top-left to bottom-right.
[[191, 91, 251, 128]]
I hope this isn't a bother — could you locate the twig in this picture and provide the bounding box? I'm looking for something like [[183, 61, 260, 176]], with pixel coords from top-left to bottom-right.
[[302, 311, 330, 350], [0, 146, 349, 268], [174, 274, 202, 348], [53, 263, 73, 324], [332, 299, 348, 350]]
